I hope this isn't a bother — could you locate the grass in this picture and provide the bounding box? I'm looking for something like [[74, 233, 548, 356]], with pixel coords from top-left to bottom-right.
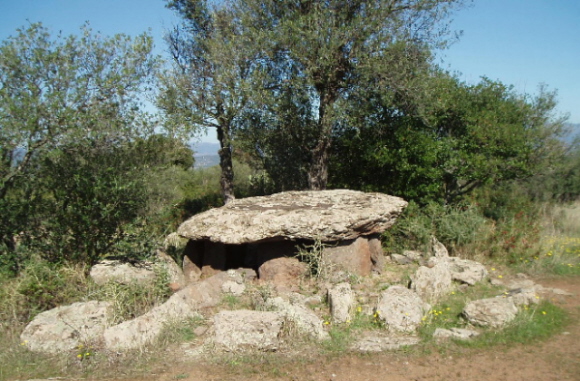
[[0, 257, 175, 381], [459, 300, 569, 348], [417, 281, 507, 339], [519, 236, 580, 276], [513, 201, 580, 276]]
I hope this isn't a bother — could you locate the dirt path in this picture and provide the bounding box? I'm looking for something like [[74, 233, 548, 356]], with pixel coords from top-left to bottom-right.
[[122, 277, 580, 381]]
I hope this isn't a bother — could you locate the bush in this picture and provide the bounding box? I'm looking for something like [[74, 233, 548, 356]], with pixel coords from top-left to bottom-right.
[[0, 259, 90, 324], [383, 201, 491, 256]]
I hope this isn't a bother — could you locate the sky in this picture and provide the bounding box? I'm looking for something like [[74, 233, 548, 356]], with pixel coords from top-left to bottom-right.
[[0, 0, 579, 144]]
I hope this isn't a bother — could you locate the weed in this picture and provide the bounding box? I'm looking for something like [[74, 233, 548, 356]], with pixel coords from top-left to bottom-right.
[[249, 284, 274, 311], [158, 316, 205, 345], [222, 293, 242, 309], [296, 238, 336, 280]]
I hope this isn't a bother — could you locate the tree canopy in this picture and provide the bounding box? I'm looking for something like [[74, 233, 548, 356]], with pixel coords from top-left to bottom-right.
[[0, 23, 164, 268]]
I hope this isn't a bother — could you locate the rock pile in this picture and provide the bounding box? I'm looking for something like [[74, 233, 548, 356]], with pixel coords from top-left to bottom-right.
[[18, 191, 574, 356]]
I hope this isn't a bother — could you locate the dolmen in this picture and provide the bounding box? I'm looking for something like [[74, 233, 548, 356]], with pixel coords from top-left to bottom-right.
[[177, 190, 407, 282]]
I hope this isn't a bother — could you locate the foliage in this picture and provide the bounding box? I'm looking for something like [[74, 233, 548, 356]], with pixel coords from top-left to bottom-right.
[[330, 75, 567, 204], [525, 141, 580, 202], [383, 201, 491, 256], [33, 139, 148, 265], [0, 22, 157, 201], [161, 0, 257, 203], [0, 259, 90, 324], [240, 0, 468, 189], [295, 238, 332, 280], [92, 270, 172, 324], [0, 23, 159, 269]]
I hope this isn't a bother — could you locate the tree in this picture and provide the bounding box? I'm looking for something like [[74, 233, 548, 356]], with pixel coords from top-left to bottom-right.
[[160, 0, 256, 204], [38, 138, 149, 265], [0, 23, 157, 201], [236, 0, 468, 190], [329, 73, 567, 204], [0, 23, 158, 265]]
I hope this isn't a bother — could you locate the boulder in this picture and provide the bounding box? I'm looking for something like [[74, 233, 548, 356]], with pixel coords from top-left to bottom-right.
[[431, 237, 449, 258], [212, 310, 284, 350], [447, 257, 488, 285], [402, 250, 424, 262], [327, 282, 355, 324], [103, 272, 235, 350], [411, 259, 453, 302], [265, 297, 329, 340], [178, 190, 405, 280], [463, 297, 518, 327], [376, 285, 429, 332], [433, 327, 480, 341], [507, 288, 540, 306], [156, 249, 187, 288], [221, 281, 246, 296], [178, 190, 407, 244], [390, 253, 413, 265], [351, 331, 420, 352], [90, 260, 156, 286], [90, 251, 185, 288], [21, 301, 113, 353]]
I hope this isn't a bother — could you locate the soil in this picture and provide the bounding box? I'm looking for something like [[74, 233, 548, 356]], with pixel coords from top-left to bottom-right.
[[120, 276, 580, 381]]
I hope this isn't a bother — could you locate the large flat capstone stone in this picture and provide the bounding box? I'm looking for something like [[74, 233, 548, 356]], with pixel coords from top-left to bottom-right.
[[177, 190, 407, 244]]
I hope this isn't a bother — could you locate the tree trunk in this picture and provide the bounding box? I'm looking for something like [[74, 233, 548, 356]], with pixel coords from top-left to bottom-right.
[[217, 124, 236, 205], [307, 91, 334, 190], [307, 137, 330, 190]]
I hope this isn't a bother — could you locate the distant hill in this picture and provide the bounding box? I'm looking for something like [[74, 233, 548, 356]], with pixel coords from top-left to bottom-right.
[[190, 142, 220, 169], [194, 154, 220, 168], [191, 142, 219, 155], [565, 123, 580, 143]]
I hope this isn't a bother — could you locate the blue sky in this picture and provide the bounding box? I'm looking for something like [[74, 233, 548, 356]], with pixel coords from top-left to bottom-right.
[[0, 0, 579, 135], [441, 0, 580, 126]]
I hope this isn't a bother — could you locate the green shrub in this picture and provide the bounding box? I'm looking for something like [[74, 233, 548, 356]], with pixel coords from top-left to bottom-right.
[[0, 259, 89, 324], [91, 266, 172, 324], [383, 201, 490, 256]]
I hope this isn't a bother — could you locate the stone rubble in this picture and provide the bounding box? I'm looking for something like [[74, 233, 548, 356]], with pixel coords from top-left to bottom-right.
[[376, 285, 430, 333], [211, 310, 284, 351], [21, 301, 113, 353], [328, 282, 355, 324], [20, 187, 576, 356]]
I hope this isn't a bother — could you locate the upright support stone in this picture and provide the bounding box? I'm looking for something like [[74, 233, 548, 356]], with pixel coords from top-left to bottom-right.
[[323, 237, 373, 276]]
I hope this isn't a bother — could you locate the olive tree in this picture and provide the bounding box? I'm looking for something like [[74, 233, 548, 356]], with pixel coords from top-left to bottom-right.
[[160, 0, 257, 204], [237, 0, 469, 190], [0, 23, 158, 267]]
